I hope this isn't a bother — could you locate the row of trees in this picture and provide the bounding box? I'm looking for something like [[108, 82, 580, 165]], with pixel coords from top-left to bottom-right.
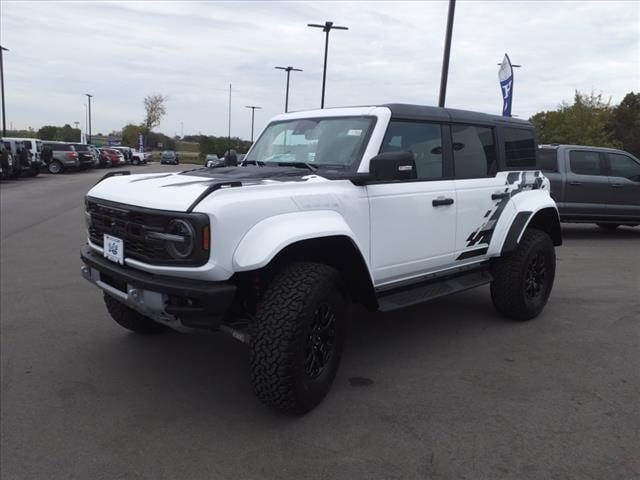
[[529, 91, 639, 157], [183, 135, 253, 158], [36, 124, 81, 142]]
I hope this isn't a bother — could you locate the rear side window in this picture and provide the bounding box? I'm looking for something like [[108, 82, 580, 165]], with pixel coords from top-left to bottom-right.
[[45, 143, 72, 151], [570, 151, 603, 175], [451, 124, 496, 178], [380, 121, 444, 180], [503, 128, 536, 167], [608, 153, 640, 181], [538, 148, 559, 172], [22, 140, 33, 149]]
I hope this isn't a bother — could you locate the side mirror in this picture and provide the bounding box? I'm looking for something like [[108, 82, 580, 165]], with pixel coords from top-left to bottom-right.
[[369, 151, 416, 181]]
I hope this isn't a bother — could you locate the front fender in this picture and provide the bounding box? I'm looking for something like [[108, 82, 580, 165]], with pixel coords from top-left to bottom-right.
[[233, 210, 362, 271]]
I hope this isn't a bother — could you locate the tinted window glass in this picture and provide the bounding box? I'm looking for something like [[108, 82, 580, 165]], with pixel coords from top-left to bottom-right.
[[451, 125, 496, 178], [22, 140, 33, 149], [538, 148, 558, 172], [45, 143, 72, 151], [380, 121, 443, 179], [570, 151, 602, 175], [608, 153, 640, 181], [504, 128, 536, 167], [73, 144, 90, 152]]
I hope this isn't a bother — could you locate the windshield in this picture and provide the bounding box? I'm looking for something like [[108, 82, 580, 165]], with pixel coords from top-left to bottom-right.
[[246, 116, 375, 169]]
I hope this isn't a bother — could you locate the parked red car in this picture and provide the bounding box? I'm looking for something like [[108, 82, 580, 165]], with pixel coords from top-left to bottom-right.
[[100, 148, 125, 166]]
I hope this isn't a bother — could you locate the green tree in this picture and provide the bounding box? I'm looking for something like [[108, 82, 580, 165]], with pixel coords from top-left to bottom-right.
[[529, 90, 618, 147], [142, 94, 168, 133], [121, 123, 143, 148], [608, 92, 640, 157], [37, 125, 59, 140]]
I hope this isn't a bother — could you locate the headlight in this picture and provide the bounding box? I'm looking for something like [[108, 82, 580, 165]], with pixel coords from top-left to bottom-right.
[[165, 219, 195, 259]]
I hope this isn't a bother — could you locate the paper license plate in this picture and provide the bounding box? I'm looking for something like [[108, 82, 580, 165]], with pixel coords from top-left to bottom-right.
[[104, 234, 124, 265]]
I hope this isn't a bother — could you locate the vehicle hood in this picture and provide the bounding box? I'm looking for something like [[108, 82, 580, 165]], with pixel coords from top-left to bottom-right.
[[87, 166, 318, 211]]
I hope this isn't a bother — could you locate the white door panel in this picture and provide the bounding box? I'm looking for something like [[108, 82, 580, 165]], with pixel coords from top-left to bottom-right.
[[454, 177, 508, 256], [368, 180, 457, 284]]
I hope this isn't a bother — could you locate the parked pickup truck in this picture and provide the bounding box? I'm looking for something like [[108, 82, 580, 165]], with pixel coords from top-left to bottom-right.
[[538, 145, 640, 230]]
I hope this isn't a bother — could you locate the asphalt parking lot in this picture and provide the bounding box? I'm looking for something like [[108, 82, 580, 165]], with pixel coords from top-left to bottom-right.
[[1, 165, 639, 480]]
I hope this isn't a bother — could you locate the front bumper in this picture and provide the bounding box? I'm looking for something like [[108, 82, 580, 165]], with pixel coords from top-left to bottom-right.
[[80, 244, 236, 330]]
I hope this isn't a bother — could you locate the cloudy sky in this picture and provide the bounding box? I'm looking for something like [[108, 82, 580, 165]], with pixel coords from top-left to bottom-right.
[[1, 1, 638, 139]]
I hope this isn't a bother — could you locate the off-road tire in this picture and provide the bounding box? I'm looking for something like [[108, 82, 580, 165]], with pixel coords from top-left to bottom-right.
[[597, 223, 619, 231], [48, 160, 64, 174], [103, 293, 168, 334], [250, 262, 347, 415], [490, 228, 555, 321]]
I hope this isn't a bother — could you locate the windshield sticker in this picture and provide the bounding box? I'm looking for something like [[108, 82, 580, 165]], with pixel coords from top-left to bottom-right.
[[347, 129, 362, 136]]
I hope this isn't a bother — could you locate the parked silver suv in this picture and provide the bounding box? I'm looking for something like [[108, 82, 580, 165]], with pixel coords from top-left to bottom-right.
[[41, 142, 81, 174]]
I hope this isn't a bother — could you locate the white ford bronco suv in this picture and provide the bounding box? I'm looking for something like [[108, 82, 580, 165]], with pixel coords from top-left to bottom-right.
[[80, 104, 562, 414]]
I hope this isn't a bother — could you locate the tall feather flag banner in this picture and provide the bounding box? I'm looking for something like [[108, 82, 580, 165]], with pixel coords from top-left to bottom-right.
[[498, 53, 514, 117]]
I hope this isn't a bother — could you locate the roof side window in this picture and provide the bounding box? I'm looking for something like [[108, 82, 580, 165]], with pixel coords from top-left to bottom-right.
[[503, 127, 536, 168], [569, 150, 603, 176], [451, 124, 496, 178], [537, 148, 559, 172], [380, 120, 444, 180]]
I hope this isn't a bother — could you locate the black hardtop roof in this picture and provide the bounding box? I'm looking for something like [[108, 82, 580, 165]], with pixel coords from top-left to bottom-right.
[[382, 103, 532, 127]]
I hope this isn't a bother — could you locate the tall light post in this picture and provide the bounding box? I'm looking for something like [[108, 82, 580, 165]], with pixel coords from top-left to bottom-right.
[[244, 105, 262, 142], [0, 46, 9, 136], [275, 66, 303, 113], [307, 21, 348, 109], [85, 93, 93, 144], [227, 83, 232, 153], [438, 0, 456, 108]]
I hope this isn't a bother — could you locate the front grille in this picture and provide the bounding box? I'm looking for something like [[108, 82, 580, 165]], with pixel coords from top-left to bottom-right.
[[86, 198, 209, 266]]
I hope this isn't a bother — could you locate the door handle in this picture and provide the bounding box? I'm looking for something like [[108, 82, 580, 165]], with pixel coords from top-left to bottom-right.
[[491, 192, 510, 200], [611, 183, 624, 188], [432, 197, 454, 207], [569, 181, 582, 186]]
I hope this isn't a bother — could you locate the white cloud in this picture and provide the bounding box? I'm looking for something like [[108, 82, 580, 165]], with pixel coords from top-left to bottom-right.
[[1, 0, 638, 137]]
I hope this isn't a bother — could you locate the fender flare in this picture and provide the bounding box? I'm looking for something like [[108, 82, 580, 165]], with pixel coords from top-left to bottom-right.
[[490, 191, 561, 256], [232, 210, 368, 272]]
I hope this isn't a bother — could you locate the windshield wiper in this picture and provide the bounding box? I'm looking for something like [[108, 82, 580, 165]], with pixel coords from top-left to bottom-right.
[[276, 161, 319, 173]]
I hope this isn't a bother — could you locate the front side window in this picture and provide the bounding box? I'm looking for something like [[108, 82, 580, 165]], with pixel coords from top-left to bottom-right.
[[379, 121, 443, 180], [504, 128, 536, 167], [451, 124, 496, 178], [22, 140, 33, 149], [570, 151, 602, 176], [246, 116, 375, 169], [608, 153, 640, 181], [538, 148, 559, 172]]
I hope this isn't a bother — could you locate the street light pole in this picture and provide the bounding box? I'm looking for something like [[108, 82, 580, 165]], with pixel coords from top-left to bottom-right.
[[0, 46, 9, 136], [275, 66, 303, 112], [244, 105, 262, 142], [228, 83, 232, 153], [438, 0, 456, 108], [85, 93, 93, 144], [307, 21, 348, 109]]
